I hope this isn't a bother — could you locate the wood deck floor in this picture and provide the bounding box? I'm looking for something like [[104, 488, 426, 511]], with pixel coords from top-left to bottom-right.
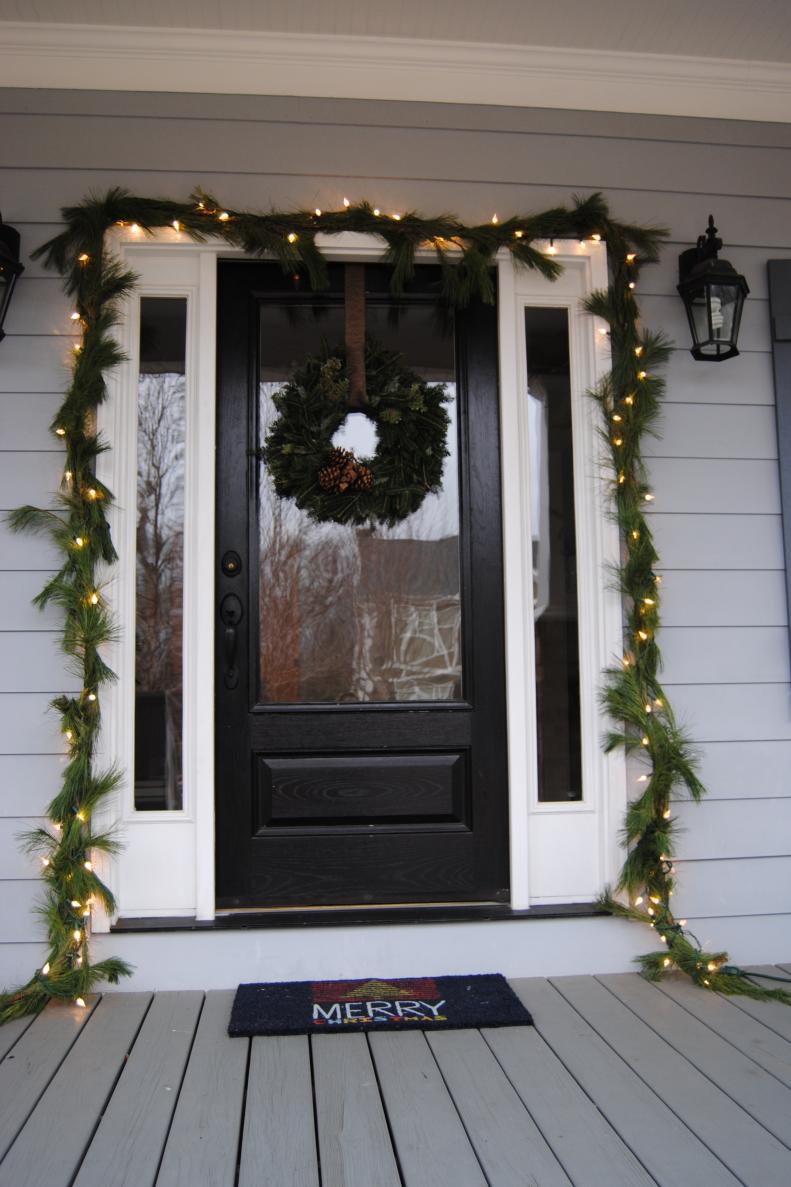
[[1, 969, 790, 1186]]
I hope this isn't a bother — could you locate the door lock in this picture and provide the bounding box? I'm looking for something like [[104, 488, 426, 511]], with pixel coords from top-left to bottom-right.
[[221, 550, 242, 577]]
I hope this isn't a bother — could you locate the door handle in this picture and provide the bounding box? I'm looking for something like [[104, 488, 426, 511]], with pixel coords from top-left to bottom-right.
[[220, 594, 243, 689]]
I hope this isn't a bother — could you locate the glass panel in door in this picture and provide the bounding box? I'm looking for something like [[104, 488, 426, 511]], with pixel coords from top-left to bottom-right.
[[257, 301, 462, 705]]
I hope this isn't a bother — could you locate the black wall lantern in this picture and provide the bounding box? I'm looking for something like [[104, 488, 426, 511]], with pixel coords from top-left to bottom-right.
[[0, 214, 24, 344], [677, 215, 748, 361]]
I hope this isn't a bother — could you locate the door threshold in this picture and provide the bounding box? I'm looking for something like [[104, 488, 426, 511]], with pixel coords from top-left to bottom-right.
[[113, 901, 602, 933]]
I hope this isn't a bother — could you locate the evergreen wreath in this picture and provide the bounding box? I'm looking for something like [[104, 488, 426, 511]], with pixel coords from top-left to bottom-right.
[[260, 339, 450, 527]]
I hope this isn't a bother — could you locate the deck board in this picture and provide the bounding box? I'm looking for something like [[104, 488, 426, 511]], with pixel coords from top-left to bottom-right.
[[72, 990, 204, 1187], [0, 993, 151, 1187], [370, 1029, 488, 1187], [0, 973, 789, 1187], [156, 990, 248, 1187], [0, 1014, 34, 1062], [481, 1024, 655, 1186], [0, 996, 98, 1162], [553, 974, 791, 1186], [238, 1035, 319, 1187], [604, 970, 791, 1120], [425, 1028, 571, 1187], [653, 972, 791, 1087], [511, 977, 742, 1186], [313, 1032, 401, 1187]]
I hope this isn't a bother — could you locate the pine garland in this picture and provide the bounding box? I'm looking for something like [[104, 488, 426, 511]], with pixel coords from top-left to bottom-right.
[[1, 186, 786, 1022]]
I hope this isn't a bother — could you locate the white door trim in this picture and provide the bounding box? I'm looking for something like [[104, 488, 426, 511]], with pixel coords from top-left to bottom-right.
[[95, 228, 623, 927]]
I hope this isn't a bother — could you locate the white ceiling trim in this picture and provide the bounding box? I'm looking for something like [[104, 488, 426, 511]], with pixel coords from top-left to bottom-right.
[[2, 21, 791, 123]]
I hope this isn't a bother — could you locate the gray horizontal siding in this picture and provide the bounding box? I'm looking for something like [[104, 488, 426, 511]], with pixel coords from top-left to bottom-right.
[[0, 86, 789, 960]]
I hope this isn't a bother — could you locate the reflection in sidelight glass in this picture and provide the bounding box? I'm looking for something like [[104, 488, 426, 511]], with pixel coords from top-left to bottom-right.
[[526, 307, 582, 801], [257, 299, 462, 704], [134, 297, 186, 809]]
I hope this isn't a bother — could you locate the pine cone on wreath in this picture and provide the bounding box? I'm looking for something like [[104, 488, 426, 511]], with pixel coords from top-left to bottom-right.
[[318, 447, 352, 492], [354, 464, 374, 492]]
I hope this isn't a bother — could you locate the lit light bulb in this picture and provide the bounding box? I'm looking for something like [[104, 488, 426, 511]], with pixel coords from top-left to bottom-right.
[[314, 208, 322, 216], [41, 962, 50, 976], [663, 957, 671, 967], [76, 810, 86, 822], [613, 437, 623, 447], [65, 730, 73, 742], [287, 232, 298, 243], [663, 809, 672, 819], [373, 208, 380, 216], [343, 197, 350, 207], [73, 929, 81, 942], [78, 253, 90, 264], [637, 370, 647, 381], [624, 394, 635, 405], [592, 233, 602, 242], [87, 488, 98, 499], [645, 703, 652, 713], [130, 223, 140, 234], [643, 597, 655, 606], [42, 857, 50, 867], [391, 213, 401, 221], [617, 472, 625, 484], [56, 427, 66, 436], [647, 906, 654, 916], [89, 592, 99, 605], [70, 311, 81, 322], [218, 211, 230, 222], [679, 919, 687, 926], [626, 252, 637, 263], [637, 774, 648, 783], [172, 220, 182, 232], [628, 282, 636, 290], [64, 471, 72, 482], [546, 241, 557, 255], [491, 213, 499, 225], [82, 908, 90, 917], [70, 900, 81, 908], [643, 492, 655, 502], [634, 346, 643, 357], [75, 997, 87, 1008], [87, 692, 97, 702], [710, 296, 724, 333], [612, 414, 622, 423], [84, 860, 92, 871], [641, 734, 650, 745], [707, 961, 718, 972], [514, 230, 523, 239], [632, 530, 640, 541], [635, 895, 643, 905], [74, 536, 85, 548]]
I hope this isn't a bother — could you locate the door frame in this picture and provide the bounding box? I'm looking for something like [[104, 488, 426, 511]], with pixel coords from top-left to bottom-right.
[[94, 227, 624, 927]]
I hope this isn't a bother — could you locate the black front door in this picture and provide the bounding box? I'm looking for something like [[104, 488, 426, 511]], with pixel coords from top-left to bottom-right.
[[215, 261, 509, 909]]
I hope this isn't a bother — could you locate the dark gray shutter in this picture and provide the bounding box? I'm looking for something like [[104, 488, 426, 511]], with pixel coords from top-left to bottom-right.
[[769, 263, 791, 657]]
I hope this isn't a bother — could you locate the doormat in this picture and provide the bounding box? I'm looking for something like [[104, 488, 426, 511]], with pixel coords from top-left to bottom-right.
[[228, 973, 533, 1036]]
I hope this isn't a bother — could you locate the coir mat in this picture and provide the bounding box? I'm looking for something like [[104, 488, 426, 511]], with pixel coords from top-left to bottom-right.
[[228, 973, 533, 1036]]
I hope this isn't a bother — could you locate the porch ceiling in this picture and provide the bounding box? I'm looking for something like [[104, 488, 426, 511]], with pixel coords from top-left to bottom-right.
[[1, 0, 791, 122]]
